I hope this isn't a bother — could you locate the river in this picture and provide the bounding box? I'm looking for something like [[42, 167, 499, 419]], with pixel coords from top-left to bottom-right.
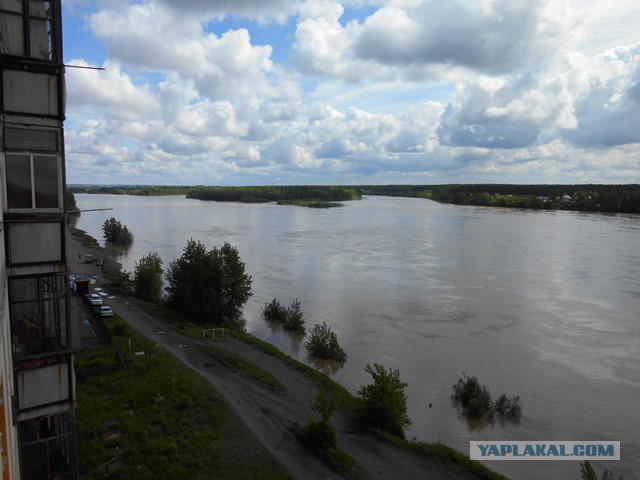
[[73, 194, 640, 479]]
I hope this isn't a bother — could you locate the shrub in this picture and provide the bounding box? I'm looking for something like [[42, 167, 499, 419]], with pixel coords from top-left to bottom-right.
[[304, 322, 347, 362], [264, 298, 306, 333], [451, 375, 522, 419], [356, 363, 411, 438], [298, 419, 337, 453], [283, 298, 305, 334], [493, 394, 522, 418], [297, 390, 339, 453], [452, 374, 493, 418], [262, 299, 286, 322]]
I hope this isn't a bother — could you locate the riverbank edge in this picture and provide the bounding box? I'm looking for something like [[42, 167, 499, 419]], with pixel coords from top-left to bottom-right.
[[69, 225, 509, 480]]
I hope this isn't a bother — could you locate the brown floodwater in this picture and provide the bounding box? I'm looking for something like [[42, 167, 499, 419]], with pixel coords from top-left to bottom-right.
[[74, 194, 640, 479]]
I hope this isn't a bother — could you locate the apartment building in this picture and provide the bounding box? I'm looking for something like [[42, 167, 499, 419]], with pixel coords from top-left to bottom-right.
[[1, 1, 77, 478]]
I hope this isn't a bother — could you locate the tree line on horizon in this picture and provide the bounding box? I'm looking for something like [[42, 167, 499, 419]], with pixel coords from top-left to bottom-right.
[[67, 183, 640, 213], [359, 184, 640, 214]]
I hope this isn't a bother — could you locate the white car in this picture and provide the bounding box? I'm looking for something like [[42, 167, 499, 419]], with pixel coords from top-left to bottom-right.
[[88, 293, 103, 305], [99, 306, 113, 317]]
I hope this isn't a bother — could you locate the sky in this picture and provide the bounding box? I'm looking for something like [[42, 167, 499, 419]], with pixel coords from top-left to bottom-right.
[[61, 0, 640, 186]]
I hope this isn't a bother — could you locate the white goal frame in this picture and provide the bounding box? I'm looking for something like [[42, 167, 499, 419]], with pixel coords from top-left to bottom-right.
[[202, 328, 225, 340]]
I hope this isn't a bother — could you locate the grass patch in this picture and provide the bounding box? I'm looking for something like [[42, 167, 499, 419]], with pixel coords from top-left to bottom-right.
[[75, 345, 123, 370], [374, 431, 510, 480], [292, 423, 366, 480], [229, 330, 355, 407], [70, 226, 102, 249], [137, 302, 355, 408], [76, 316, 292, 480], [198, 344, 284, 392]]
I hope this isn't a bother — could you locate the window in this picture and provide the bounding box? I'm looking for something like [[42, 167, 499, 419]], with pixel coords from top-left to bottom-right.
[[4, 128, 62, 210], [19, 412, 75, 479], [10, 275, 68, 358], [28, 1, 54, 60], [0, 0, 58, 61], [3, 128, 61, 210], [5, 154, 60, 209]]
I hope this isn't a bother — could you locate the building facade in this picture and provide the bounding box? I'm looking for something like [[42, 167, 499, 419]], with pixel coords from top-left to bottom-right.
[[1, 1, 77, 478]]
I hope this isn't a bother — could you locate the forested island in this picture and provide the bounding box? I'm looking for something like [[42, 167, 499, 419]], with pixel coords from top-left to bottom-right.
[[68, 185, 362, 208], [68, 183, 640, 213], [187, 186, 362, 207]]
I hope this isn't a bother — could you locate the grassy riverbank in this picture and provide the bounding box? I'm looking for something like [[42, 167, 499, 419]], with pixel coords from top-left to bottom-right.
[[75, 317, 292, 479]]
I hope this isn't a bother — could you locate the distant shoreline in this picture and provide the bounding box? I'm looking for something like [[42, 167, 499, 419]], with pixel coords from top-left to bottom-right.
[[68, 183, 640, 214]]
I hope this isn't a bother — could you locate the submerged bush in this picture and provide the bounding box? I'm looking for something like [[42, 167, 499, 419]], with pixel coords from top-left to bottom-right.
[[263, 299, 287, 322], [304, 322, 346, 362], [451, 374, 522, 419], [263, 298, 306, 334], [283, 298, 305, 334], [494, 393, 522, 418]]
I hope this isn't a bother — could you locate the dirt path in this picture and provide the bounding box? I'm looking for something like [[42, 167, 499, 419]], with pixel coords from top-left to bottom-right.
[[67, 231, 472, 480]]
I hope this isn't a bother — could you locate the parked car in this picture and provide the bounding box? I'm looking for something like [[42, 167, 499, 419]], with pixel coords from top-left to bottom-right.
[[99, 306, 113, 317], [87, 293, 103, 305]]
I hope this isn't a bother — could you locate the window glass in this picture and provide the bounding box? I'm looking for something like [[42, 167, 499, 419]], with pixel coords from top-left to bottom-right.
[[29, 17, 52, 59], [39, 276, 65, 299], [10, 277, 38, 302], [28, 0, 51, 18], [34, 155, 58, 208], [6, 154, 33, 209], [0, 12, 24, 55], [0, 0, 22, 13]]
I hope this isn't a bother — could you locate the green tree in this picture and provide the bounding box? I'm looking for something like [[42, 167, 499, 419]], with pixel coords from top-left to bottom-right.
[[298, 390, 340, 453], [165, 239, 252, 329], [283, 298, 305, 333], [263, 299, 287, 322], [133, 252, 164, 303], [356, 363, 411, 437], [102, 217, 134, 244], [304, 322, 346, 362], [451, 374, 493, 418], [217, 242, 253, 324]]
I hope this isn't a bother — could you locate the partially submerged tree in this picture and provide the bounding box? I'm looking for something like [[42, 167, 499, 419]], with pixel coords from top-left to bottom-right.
[[263, 299, 287, 322], [304, 322, 346, 362], [356, 363, 411, 438], [102, 217, 134, 244], [165, 239, 252, 329], [451, 374, 522, 419], [283, 298, 305, 333], [133, 252, 163, 303], [263, 298, 306, 334]]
